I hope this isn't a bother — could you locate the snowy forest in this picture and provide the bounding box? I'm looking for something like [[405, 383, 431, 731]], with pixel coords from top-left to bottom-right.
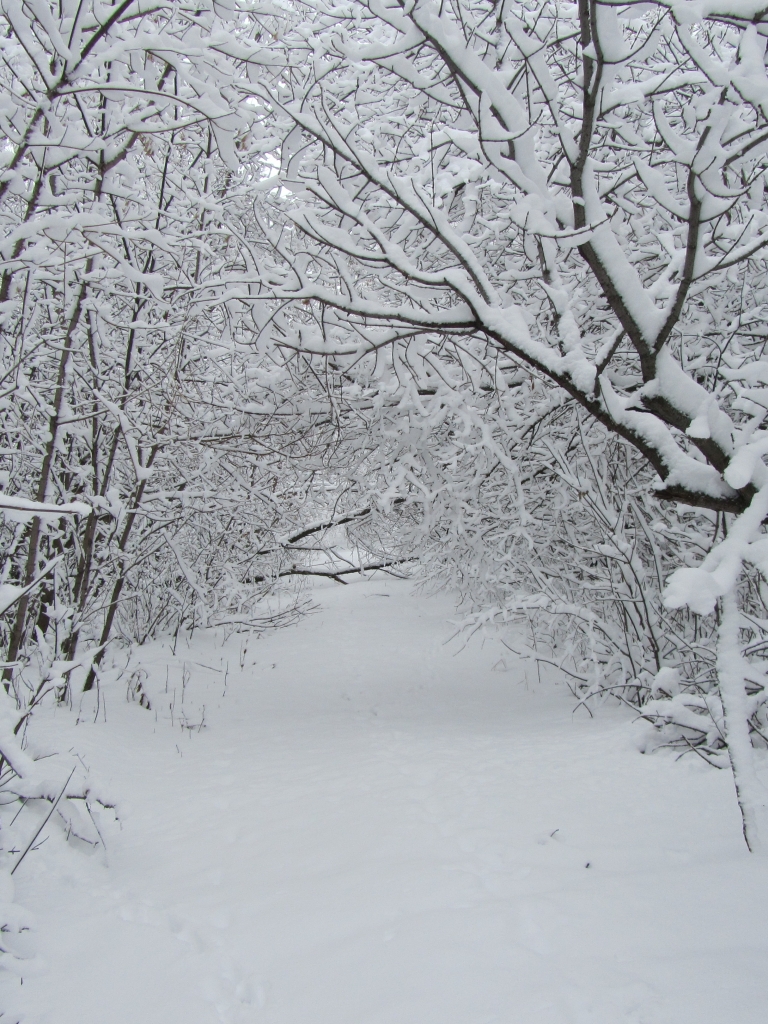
[[2, 1, 768, 1020]]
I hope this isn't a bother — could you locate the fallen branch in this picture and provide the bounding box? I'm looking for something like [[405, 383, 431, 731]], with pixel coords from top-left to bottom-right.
[[264, 557, 418, 584]]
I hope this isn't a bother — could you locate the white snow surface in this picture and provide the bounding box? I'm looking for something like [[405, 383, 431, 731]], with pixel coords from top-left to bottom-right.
[[3, 577, 768, 1023]]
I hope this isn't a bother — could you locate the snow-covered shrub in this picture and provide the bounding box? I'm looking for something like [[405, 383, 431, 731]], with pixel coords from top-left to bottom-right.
[[0, 678, 112, 976]]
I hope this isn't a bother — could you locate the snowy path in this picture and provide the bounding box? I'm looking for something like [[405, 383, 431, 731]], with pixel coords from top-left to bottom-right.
[[4, 578, 768, 1023]]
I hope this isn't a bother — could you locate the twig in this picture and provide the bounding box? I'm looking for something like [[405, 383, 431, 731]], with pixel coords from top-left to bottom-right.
[[11, 766, 76, 875], [678, 735, 726, 769]]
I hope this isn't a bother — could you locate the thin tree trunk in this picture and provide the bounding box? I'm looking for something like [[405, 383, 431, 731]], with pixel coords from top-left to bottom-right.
[[82, 446, 159, 692], [3, 281, 86, 682], [718, 589, 768, 852]]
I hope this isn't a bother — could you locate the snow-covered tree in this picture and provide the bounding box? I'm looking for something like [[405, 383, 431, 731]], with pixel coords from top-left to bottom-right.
[[245, 0, 768, 848], [0, 1, 382, 704]]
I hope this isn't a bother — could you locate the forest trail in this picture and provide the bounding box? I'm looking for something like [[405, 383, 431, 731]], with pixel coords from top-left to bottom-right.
[[3, 578, 767, 1024]]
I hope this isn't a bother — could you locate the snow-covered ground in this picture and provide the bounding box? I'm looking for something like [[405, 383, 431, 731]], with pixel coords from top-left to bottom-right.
[[2, 577, 767, 1023]]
